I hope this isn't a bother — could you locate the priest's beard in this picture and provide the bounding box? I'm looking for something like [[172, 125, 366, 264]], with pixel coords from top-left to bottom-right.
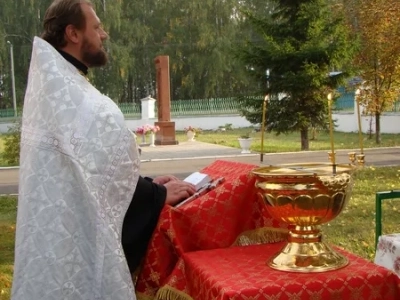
[[81, 37, 108, 67]]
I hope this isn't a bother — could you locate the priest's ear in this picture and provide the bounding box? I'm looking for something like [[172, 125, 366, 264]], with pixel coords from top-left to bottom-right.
[[64, 24, 82, 45]]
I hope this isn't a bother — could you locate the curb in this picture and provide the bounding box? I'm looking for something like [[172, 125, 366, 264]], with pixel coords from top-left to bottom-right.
[[140, 153, 258, 163]]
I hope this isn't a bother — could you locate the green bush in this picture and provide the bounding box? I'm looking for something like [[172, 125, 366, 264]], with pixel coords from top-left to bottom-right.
[[3, 122, 21, 166]]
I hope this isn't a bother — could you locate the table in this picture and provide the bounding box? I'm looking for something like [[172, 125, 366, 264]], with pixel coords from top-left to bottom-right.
[[135, 160, 400, 299], [136, 160, 289, 298], [375, 234, 400, 278]]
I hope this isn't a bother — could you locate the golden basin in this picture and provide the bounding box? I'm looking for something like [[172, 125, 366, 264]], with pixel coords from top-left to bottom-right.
[[252, 163, 355, 272]]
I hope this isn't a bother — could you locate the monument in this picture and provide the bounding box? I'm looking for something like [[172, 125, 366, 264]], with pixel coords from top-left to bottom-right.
[[154, 56, 178, 145]]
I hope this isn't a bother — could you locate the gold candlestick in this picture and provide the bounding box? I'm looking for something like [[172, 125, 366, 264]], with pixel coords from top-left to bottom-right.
[[260, 95, 268, 163], [327, 93, 336, 173], [328, 151, 336, 164], [355, 89, 366, 167], [348, 152, 357, 164], [356, 154, 365, 166], [355, 89, 364, 154]]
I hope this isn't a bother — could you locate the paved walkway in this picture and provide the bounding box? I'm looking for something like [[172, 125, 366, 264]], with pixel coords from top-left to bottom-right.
[[0, 141, 399, 195], [140, 141, 257, 161], [139, 141, 400, 167]]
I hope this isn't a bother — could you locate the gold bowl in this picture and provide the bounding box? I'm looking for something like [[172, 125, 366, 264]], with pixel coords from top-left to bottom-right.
[[252, 163, 355, 272]]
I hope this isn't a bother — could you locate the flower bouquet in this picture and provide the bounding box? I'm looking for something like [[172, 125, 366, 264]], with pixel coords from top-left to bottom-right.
[[135, 124, 151, 136], [150, 125, 160, 133], [184, 126, 201, 141], [184, 126, 201, 134], [136, 124, 160, 146]]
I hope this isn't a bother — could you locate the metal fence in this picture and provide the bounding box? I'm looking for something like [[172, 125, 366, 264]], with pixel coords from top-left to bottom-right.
[[334, 87, 355, 111], [0, 109, 18, 118], [118, 102, 141, 119], [2, 92, 400, 119], [170, 98, 240, 116]]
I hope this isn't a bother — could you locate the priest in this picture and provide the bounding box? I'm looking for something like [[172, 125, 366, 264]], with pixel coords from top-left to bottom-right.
[[11, 0, 195, 299]]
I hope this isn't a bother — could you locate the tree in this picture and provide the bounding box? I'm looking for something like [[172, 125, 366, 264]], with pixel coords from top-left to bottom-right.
[[236, 0, 356, 150], [345, 0, 400, 144]]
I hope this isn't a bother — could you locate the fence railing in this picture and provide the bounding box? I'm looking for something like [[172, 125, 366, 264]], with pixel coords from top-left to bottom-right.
[[118, 102, 141, 118], [170, 98, 240, 116], [0, 109, 18, 118], [334, 88, 355, 111], [2, 93, 400, 119]]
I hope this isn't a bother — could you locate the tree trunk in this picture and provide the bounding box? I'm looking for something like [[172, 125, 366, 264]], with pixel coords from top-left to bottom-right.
[[375, 112, 381, 144], [300, 127, 309, 151]]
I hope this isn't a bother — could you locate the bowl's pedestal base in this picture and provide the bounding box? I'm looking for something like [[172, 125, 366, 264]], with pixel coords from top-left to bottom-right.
[[268, 226, 348, 272]]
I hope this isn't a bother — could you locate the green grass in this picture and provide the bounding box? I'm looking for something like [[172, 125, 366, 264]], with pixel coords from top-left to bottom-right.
[[0, 196, 17, 300], [1, 167, 400, 299], [0, 129, 399, 167], [175, 128, 400, 153], [324, 166, 400, 261]]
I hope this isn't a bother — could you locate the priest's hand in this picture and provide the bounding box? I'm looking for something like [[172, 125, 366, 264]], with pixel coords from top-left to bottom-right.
[[164, 181, 196, 205], [153, 175, 180, 185]]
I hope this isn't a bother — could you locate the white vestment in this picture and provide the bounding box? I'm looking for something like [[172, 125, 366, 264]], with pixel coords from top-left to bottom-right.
[[12, 37, 140, 300]]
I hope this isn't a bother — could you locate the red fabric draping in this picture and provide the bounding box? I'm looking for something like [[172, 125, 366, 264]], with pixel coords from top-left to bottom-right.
[[135, 160, 400, 299], [136, 160, 288, 297], [178, 243, 400, 299]]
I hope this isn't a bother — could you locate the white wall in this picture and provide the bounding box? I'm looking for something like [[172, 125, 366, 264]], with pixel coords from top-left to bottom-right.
[[1, 112, 399, 134], [127, 112, 400, 134], [333, 112, 400, 134], [126, 115, 253, 131]]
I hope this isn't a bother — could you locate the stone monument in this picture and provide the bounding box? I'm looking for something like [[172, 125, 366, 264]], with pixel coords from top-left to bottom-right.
[[154, 56, 178, 145]]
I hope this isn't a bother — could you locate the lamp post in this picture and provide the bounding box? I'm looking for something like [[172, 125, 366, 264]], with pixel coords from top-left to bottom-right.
[[6, 41, 17, 118]]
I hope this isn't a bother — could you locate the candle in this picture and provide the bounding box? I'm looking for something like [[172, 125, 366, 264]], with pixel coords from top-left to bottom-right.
[[327, 93, 336, 170], [355, 89, 364, 154], [260, 95, 268, 162]]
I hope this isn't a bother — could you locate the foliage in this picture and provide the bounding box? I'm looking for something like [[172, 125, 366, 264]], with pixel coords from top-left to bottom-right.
[[2, 122, 20, 166], [224, 123, 233, 130], [0, 0, 261, 107], [239, 132, 252, 139], [344, 0, 400, 144], [235, 0, 357, 151]]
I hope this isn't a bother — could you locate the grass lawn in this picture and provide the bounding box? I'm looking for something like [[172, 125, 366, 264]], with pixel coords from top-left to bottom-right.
[[1, 167, 400, 299], [0, 129, 399, 167], [175, 128, 400, 153], [0, 197, 16, 300]]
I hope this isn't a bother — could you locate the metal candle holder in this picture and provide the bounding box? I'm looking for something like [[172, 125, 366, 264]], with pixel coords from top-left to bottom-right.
[[355, 89, 366, 166], [348, 152, 357, 164]]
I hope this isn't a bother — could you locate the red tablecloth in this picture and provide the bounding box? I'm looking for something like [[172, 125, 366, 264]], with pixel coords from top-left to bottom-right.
[[174, 243, 400, 299], [136, 160, 288, 298], [135, 160, 400, 299]]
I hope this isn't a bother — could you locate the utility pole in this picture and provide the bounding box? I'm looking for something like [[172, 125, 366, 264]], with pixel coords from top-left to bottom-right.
[[7, 41, 17, 118]]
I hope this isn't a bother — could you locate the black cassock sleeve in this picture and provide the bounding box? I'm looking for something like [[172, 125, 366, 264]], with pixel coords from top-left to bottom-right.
[[122, 176, 167, 273]]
